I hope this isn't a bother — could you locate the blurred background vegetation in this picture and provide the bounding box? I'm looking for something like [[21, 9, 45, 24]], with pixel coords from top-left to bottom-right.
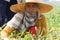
[[0, 5, 60, 40]]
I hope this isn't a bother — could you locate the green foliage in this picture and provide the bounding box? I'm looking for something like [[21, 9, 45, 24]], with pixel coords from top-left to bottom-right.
[[0, 6, 60, 40]]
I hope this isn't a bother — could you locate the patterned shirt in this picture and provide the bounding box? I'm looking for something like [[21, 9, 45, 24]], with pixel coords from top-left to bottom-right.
[[7, 12, 38, 31]]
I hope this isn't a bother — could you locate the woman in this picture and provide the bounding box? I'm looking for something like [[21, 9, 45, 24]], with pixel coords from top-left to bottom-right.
[[1, 0, 53, 40]]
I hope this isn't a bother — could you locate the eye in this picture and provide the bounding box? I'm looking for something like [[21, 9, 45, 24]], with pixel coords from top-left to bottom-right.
[[32, 4, 38, 7], [32, 5, 35, 7], [26, 5, 30, 7]]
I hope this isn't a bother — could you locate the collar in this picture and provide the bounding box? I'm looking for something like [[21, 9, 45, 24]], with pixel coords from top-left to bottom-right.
[[24, 12, 38, 18]]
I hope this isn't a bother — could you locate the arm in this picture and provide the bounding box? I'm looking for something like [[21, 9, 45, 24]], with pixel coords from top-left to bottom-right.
[[1, 13, 23, 40], [40, 15, 47, 36], [35, 15, 47, 36], [1, 26, 15, 40]]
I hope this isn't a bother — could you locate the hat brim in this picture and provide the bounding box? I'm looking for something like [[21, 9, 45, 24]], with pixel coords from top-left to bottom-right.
[[10, 2, 53, 13]]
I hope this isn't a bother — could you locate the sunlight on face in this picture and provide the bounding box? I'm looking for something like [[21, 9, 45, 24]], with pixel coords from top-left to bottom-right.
[[25, 3, 40, 15]]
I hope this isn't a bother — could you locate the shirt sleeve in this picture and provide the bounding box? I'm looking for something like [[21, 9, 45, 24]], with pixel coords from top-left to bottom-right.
[[7, 13, 23, 29]]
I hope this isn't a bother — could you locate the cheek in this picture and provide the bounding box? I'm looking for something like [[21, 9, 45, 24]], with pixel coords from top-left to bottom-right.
[[25, 8, 30, 11]]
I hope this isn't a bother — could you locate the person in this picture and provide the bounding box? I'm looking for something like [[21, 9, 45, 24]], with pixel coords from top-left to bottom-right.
[[6, 0, 17, 21], [1, 0, 53, 40], [0, 0, 17, 27], [0, 0, 8, 26]]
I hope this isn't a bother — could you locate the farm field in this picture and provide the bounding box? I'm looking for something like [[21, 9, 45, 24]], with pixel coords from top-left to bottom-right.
[[0, 5, 60, 40]]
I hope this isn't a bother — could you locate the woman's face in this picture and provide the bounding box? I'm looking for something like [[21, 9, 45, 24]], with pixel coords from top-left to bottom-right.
[[25, 3, 39, 15]]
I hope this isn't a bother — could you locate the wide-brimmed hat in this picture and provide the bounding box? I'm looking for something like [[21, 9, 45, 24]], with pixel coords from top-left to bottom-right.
[[10, 0, 53, 13]]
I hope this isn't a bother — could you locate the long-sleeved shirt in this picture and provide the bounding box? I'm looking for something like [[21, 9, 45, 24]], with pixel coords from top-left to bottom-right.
[[7, 12, 38, 31]]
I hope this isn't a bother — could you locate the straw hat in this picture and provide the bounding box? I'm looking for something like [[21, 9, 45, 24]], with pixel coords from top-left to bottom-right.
[[10, 0, 53, 13]]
